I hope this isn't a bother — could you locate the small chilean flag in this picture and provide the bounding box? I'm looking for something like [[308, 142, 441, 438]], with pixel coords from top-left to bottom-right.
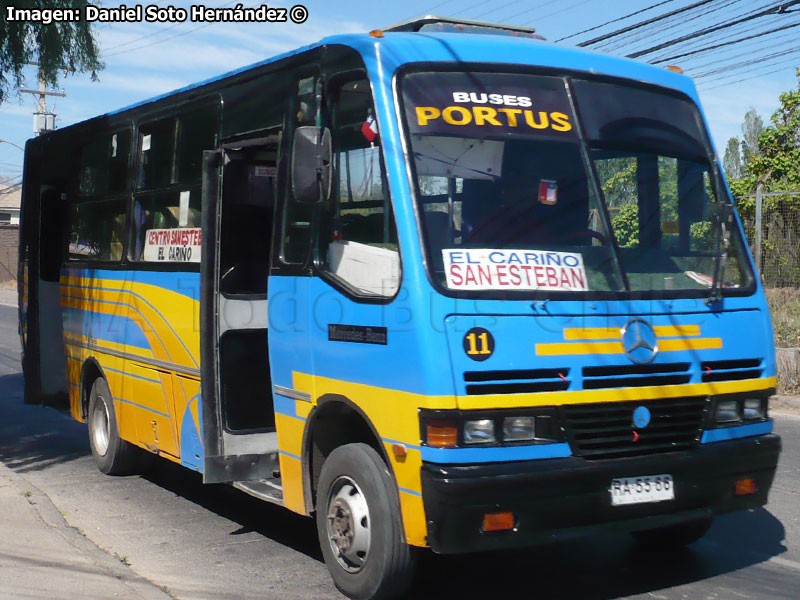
[[361, 113, 378, 143], [538, 179, 558, 205]]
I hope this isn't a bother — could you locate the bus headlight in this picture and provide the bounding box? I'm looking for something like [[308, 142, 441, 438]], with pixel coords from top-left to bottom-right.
[[464, 419, 495, 444], [715, 399, 741, 424], [711, 395, 769, 426], [503, 416, 536, 441], [743, 398, 767, 421], [420, 408, 564, 449]]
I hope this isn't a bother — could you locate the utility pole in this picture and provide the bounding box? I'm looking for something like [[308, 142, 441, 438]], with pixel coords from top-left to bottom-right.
[[20, 63, 65, 136]]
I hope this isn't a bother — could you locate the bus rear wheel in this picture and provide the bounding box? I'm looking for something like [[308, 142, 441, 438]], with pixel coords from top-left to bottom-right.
[[316, 443, 415, 600], [88, 378, 138, 475], [632, 516, 713, 548]]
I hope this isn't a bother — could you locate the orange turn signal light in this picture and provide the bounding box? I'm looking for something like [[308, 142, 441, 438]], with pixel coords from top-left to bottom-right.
[[665, 65, 684, 74], [369, 29, 385, 38], [391, 443, 407, 459], [483, 511, 515, 532], [735, 478, 756, 496], [426, 422, 458, 448]]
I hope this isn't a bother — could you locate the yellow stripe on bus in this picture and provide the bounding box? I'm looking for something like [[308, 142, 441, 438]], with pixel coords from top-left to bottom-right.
[[537, 337, 721, 356], [563, 324, 701, 340]]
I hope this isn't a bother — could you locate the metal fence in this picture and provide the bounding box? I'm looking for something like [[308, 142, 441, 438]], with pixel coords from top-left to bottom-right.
[[737, 187, 800, 287]]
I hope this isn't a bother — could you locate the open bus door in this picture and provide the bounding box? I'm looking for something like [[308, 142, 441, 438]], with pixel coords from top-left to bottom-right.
[[200, 148, 280, 491], [19, 142, 70, 411]]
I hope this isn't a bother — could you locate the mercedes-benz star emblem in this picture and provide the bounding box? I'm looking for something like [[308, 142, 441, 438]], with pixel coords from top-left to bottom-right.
[[620, 319, 659, 364]]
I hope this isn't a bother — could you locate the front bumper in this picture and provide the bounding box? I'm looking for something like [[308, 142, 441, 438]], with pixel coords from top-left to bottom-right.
[[421, 433, 780, 554]]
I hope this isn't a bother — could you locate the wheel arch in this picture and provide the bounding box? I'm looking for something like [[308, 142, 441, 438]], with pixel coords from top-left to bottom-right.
[[79, 357, 107, 421], [301, 394, 396, 515]]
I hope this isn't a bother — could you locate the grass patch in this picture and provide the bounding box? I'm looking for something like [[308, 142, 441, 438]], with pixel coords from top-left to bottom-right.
[[766, 288, 800, 393], [766, 288, 800, 348]]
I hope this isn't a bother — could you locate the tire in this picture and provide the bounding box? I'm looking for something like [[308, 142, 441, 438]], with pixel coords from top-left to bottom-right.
[[316, 443, 415, 600], [87, 378, 138, 475], [632, 516, 713, 548]]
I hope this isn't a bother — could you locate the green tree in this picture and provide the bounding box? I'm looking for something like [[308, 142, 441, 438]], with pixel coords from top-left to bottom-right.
[[741, 106, 764, 164], [0, 0, 102, 104], [749, 70, 800, 190], [723, 137, 742, 180]]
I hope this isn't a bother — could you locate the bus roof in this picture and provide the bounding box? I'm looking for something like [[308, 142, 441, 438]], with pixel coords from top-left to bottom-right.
[[82, 30, 696, 127]]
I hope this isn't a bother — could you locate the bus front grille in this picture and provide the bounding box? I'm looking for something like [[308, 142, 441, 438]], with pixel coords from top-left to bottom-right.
[[701, 358, 763, 383], [561, 397, 707, 460], [581, 363, 691, 390], [464, 368, 570, 395]]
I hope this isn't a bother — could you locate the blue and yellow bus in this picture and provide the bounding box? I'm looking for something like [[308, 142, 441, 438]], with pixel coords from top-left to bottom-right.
[[19, 16, 781, 600]]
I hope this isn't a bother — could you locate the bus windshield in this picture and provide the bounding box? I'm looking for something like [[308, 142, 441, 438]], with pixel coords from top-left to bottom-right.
[[400, 71, 755, 297]]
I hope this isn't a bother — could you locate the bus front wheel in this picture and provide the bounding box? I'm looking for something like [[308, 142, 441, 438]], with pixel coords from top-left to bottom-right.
[[316, 443, 415, 600], [88, 378, 138, 475], [632, 516, 713, 548]]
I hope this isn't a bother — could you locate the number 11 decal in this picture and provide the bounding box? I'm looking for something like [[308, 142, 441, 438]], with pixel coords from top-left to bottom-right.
[[463, 327, 495, 361]]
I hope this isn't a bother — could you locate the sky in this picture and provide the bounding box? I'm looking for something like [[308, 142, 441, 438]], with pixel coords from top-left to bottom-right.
[[1, 0, 798, 188]]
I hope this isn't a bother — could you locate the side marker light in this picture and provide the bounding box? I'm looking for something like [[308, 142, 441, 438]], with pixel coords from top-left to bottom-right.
[[483, 511, 515, 532], [735, 478, 756, 496]]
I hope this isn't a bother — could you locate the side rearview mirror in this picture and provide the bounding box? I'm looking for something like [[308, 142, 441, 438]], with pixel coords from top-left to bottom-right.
[[291, 126, 332, 204]]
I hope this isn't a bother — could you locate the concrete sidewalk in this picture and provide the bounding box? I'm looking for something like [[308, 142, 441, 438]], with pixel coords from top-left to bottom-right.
[[0, 286, 16, 307], [0, 462, 172, 600]]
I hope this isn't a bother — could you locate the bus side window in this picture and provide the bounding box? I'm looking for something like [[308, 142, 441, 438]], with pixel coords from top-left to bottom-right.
[[67, 198, 128, 262], [79, 131, 131, 198], [131, 191, 202, 261], [176, 106, 219, 184], [138, 118, 176, 189], [317, 77, 400, 297]]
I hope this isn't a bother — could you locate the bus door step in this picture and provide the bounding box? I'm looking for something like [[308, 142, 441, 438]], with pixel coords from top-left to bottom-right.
[[233, 479, 284, 506]]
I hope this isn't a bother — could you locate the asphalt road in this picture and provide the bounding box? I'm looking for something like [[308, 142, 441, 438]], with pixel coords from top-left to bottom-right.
[[1, 302, 799, 599]]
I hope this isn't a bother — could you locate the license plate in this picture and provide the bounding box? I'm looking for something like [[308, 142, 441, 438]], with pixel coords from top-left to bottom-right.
[[610, 474, 674, 506]]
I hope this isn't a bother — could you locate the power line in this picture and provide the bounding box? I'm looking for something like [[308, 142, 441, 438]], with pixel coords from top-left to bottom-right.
[[663, 21, 800, 69], [626, 0, 800, 59], [576, 0, 717, 47], [504, 0, 564, 23], [557, 0, 677, 42], [102, 0, 224, 52], [473, 0, 524, 21], [699, 60, 800, 90], [644, 4, 788, 61], [524, 0, 596, 26], [417, 0, 461, 15], [103, 0, 240, 58], [693, 44, 800, 78], [599, 0, 743, 53]]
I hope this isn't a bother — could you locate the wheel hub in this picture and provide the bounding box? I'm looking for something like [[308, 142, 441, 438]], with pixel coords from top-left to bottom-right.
[[91, 395, 111, 457], [326, 478, 371, 572]]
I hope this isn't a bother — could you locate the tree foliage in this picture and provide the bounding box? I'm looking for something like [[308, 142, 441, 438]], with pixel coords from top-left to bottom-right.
[[741, 106, 764, 163], [723, 137, 742, 180], [729, 70, 800, 196], [0, 0, 102, 104]]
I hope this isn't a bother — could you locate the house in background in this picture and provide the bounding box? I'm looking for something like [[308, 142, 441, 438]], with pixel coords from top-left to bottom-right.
[[0, 184, 20, 284], [0, 184, 21, 225]]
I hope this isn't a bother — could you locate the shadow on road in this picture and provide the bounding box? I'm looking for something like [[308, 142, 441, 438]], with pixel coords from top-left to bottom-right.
[[0, 373, 89, 473], [139, 455, 790, 600], [409, 507, 789, 600], [0, 369, 790, 599], [141, 458, 324, 563]]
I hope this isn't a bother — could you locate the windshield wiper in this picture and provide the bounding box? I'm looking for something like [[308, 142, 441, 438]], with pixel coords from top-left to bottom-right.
[[705, 203, 734, 305]]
